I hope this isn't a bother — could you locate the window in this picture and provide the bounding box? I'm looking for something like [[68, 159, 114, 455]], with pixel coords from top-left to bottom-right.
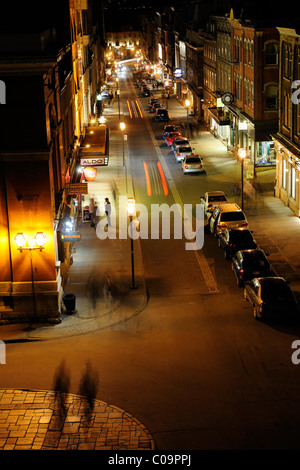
[[283, 159, 287, 189], [265, 85, 278, 110], [265, 43, 278, 65], [283, 43, 291, 77], [291, 167, 296, 200]]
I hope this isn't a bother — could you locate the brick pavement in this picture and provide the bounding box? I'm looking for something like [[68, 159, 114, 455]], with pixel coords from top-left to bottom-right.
[[0, 389, 155, 450]]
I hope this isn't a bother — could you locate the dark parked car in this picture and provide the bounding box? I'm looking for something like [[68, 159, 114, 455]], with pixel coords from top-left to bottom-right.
[[142, 87, 151, 96], [154, 108, 170, 121], [218, 228, 257, 259], [232, 249, 272, 287], [163, 124, 177, 137], [150, 102, 162, 113], [244, 277, 298, 321], [149, 98, 159, 109]]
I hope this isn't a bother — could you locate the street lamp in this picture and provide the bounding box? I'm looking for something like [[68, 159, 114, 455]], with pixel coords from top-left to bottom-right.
[[127, 198, 136, 289], [238, 148, 247, 211], [185, 99, 190, 139], [14, 232, 46, 317], [117, 89, 120, 119], [120, 121, 125, 169]]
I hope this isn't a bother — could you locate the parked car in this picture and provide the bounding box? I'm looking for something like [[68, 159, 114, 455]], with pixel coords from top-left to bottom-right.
[[171, 137, 190, 151], [150, 102, 162, 113], [149, 98, 159, 109], [154, 108, 170, 121], [174, 145, 195, 162], [218, 228, 257, 259], [100, 90, 111, 99], [244, 277, 298, 321], [200, 191, 228, 218], [165, 131, 182, 146], [163, 124, 177, 137], [208, 203, 248, 237], [181, 155, 206, 174], [232, 249, 272, 287], [142, 88, 151, 97]]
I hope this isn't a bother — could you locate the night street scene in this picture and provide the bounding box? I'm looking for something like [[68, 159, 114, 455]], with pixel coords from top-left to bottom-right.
[[2, 0, 300, 463]]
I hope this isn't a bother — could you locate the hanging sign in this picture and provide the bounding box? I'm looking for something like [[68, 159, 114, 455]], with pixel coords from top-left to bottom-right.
[[65, 183, 88, 195], [60, 231, 81, 242]]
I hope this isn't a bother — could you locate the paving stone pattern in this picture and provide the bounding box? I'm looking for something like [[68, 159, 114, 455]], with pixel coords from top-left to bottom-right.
[[0, 389, 154, 450]]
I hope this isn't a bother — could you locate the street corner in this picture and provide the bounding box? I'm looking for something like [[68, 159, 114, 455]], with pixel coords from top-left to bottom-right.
[[0, 388, 156, 450]]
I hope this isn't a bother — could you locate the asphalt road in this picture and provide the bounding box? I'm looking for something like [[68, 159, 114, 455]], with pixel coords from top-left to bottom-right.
[[2, 70, 300, 451]]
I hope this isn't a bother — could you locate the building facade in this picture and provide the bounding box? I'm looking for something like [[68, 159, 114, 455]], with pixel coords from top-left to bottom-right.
[[0, 0, 105, 323], [273, 27, 300, 216]]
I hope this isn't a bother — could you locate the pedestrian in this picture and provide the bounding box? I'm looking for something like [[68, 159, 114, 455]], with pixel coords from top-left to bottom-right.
[[78, 361, 99, 421], [89, 198, 95, 227], [104, 197, 111, 227], [273, 178, 277, 197], [53, 359, 71, 417]]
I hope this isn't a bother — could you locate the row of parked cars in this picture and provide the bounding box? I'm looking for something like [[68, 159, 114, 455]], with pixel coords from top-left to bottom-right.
[[162, 124, 206, 175], [200, 191, 298, 322], [136, 79, 151, 97], [148, 98, 170, 122]]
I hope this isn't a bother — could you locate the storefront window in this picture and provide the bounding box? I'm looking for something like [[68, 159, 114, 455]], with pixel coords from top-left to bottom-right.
[[283, 159, 287, 189], [255, 141, 276, 166], [291, 166, 296, 200]]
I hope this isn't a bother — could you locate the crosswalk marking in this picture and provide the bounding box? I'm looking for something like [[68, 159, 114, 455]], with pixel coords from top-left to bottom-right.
[[126, 99, 143, 119]]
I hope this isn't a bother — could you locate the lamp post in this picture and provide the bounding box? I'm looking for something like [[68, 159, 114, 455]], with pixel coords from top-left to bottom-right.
[[117, 89, 120, 119], [238, 148, 246, 211], [185, 99, 190, 139], [120, 121, 125, 170], [127, 198, 136, 289], [14, 232, 46, 317]]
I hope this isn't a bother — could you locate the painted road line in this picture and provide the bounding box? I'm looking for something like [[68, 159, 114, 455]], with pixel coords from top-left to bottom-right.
[[135, 100, 143, 118], [143, 161, 152, 196], [157, 161, 168, 196]]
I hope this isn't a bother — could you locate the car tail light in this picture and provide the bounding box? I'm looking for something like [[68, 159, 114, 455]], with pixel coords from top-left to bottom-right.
[[191, 152, 194, 155], [228, 243, 233, 247], [240, 222, 248, 227], [239, 269, 244, 277], [200, 164, 203, 168], [208, 203, 212, 208], [184, 165, 188, 169]]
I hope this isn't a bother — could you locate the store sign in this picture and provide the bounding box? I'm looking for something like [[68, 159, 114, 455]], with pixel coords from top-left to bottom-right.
[[80, 157, 108, 166], [174, 68, 182, 78], [60, 231, 81, 242], [65, 183, 88, 195], [238, 121, 248, 130], [164, 73, 172, 86]]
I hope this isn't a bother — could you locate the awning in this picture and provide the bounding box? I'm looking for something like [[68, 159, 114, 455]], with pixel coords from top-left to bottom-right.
[[207, 108, 230, 126]]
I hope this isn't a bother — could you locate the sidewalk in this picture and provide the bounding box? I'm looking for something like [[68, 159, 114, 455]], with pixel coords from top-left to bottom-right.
[[0, 388, 155, 450]]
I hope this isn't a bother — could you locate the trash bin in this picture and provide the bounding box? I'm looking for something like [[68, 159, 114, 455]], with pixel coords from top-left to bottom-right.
[[63, 293, 76, 313]]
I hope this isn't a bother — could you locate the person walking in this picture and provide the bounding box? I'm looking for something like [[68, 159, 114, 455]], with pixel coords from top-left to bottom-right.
[[104, 197, 111, 227], [89, 198, 95, 227]]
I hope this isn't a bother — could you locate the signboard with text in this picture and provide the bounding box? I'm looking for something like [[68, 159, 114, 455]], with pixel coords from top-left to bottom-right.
[[60, 231, 81, 242], [80, 156, 108, 166], [65, 183, 88, 195]]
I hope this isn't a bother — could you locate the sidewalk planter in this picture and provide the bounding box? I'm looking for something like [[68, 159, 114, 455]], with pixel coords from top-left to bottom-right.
[[63, 293, 76, 313]]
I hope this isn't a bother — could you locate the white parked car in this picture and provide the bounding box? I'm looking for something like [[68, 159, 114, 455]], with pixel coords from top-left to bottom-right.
[[200, 191, 228, 217], [171, 137, 190, 151], [208, 203, 248, 237], [182, 156, 206, 174], [173, 145, 194, 162]]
